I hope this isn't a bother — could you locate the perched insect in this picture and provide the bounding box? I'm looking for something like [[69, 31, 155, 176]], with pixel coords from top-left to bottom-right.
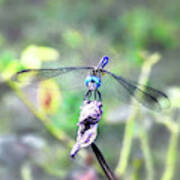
[[12, 56, 169, 111]]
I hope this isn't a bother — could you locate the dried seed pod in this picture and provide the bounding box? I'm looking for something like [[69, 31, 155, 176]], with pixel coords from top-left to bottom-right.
[[70, 100, 103, 158]]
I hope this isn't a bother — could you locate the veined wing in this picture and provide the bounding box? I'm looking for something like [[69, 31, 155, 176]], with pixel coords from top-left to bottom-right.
[[103, 70, 170, 111], [11, 66, 94, 83]]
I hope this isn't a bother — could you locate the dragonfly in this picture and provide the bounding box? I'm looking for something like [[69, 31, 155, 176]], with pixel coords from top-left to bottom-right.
[[11, 56, 169, 111]]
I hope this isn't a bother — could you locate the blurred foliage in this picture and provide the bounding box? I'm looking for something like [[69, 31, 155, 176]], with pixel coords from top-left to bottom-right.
[[21, 45, 59, 68], [0, 0, 180, 180], [38, 80, 61, 115]]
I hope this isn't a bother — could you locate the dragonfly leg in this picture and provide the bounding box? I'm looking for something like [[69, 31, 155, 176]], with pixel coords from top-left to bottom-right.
[[98, 90, 102, 101], [94, 90, 97, 100], [85, 89, 102, 101], [94, 90, 102, 101], [84, 90, 92, 100]]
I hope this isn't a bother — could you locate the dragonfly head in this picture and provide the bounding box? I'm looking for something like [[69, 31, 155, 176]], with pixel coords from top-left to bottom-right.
[[85, 75, 101, 90]]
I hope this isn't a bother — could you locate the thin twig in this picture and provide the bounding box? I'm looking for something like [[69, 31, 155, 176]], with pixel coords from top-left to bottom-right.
[[91, 143, 117, 180]]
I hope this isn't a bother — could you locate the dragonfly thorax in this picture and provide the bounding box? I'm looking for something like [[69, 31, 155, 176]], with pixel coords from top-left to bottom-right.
[[85, 75, 101, 90]]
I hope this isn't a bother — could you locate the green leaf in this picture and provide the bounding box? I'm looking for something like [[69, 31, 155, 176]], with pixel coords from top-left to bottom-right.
[[21, 45, 59, 68]]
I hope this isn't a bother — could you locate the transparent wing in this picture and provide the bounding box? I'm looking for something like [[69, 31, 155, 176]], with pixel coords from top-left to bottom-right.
[[10, 66, 96, 105], [11, 66, 93, 82], [103, 70, 170, 111]]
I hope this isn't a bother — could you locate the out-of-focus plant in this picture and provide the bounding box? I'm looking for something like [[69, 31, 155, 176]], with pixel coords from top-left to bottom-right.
[[21, 45, 59, 68], [0, 45, 96, 179], [155, 87, 179, 180], [111, 8, 178, 65], [38, 79, 61, 115], [0, 45, 59, 79], [1, 47, 179, 180], [0, 52, 23, 80], [115, 52, 160, 180], [114, 51, 179, 180], [0, 0, 179, 179], [0, 45, 77, 147], [63, 29, 84, 49], [0, 45, 62, 117]]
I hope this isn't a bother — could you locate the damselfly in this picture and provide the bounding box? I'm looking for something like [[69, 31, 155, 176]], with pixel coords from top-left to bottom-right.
[[12, 56, 169, 111]]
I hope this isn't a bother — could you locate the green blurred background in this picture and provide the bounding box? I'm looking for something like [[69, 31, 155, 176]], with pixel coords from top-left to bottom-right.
[[0, 0, 180, 180]]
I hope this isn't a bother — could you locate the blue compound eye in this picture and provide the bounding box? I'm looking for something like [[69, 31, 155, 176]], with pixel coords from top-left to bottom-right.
[[85, 75, 101, 89], [85, 76, 92, 87]]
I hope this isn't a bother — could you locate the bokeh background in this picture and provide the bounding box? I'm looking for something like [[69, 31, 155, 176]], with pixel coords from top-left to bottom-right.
[[0, 0, 180, 180]]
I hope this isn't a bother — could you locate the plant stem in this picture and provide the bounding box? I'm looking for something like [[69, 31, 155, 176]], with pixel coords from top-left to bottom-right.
[[7, 80, 74, 148], [21, 163, 32, 180], [159, 117, 179, 180], [139, 128, 154, 180], [115, 52, 160, 177]]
